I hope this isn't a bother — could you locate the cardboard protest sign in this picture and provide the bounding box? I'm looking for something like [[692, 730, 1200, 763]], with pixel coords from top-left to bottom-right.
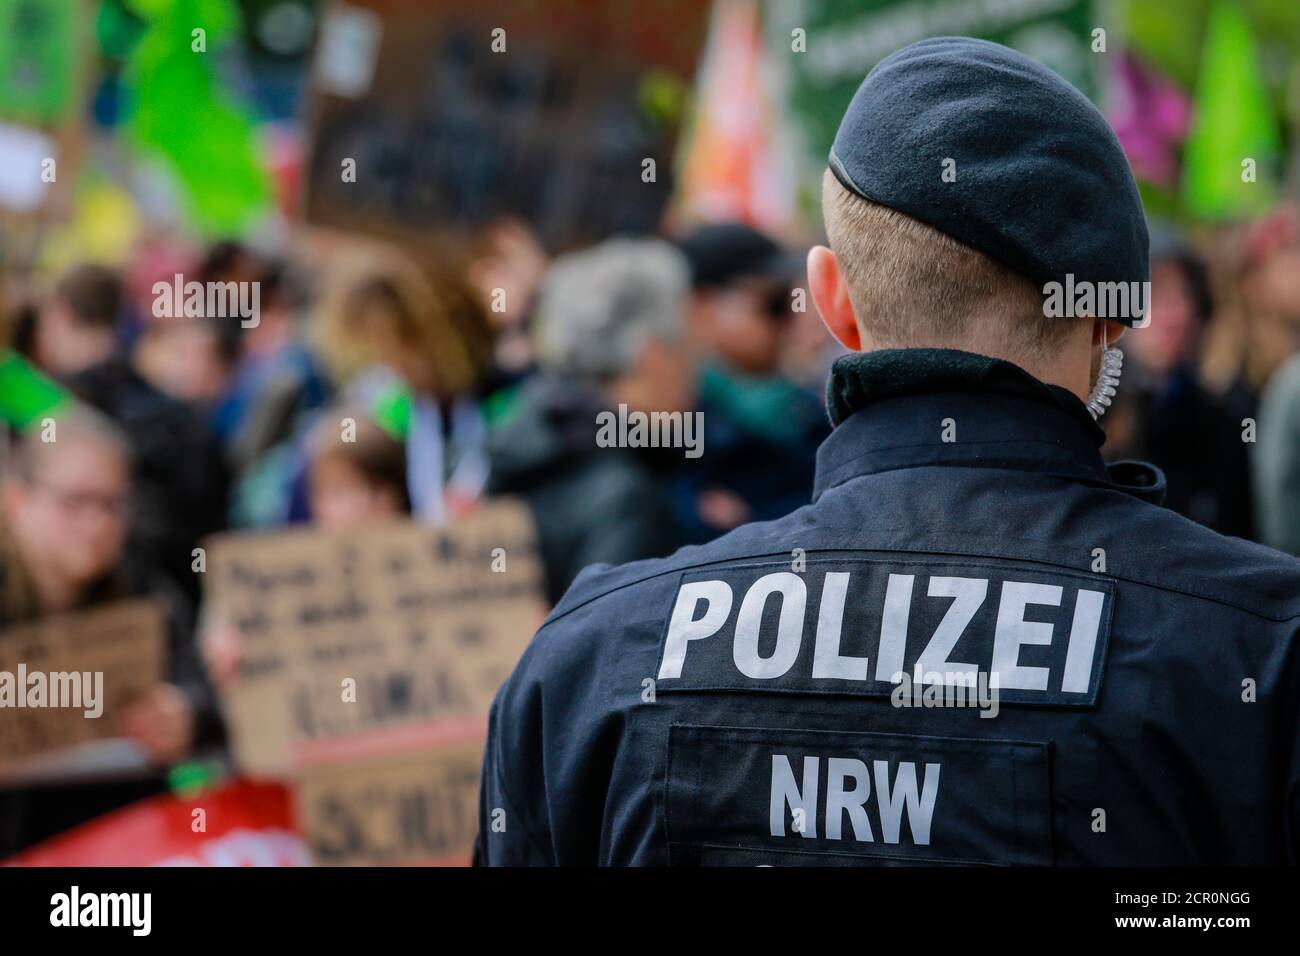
[[295, 734, 484, 866], [206, 501, 544, 864], [302, 0, 711, 253], [0, 600, 166, 766], [205, 501, 546, 776]]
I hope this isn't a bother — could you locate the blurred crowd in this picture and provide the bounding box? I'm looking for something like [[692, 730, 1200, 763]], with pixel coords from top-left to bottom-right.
[[3, 203, 1300, 854]]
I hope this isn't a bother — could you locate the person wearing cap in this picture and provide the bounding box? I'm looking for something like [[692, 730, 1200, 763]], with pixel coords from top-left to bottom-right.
[[670, 224, 829, 543], [485, 238, 692, 605], [477, 38, 1300, 865]]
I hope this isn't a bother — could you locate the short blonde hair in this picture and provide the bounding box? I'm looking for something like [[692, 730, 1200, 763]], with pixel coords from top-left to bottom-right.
[[822, 171, 1075, 359]]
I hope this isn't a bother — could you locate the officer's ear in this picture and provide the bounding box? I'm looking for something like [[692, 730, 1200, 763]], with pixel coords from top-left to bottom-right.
[[1094, 318, 1128, 347], [808, 245, 862, 351]]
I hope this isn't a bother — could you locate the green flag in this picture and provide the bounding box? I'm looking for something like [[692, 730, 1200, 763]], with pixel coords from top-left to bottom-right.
[[122, 0, 271, 236], [1181, 1, 1281, 220], [0, 350, 71, 430]]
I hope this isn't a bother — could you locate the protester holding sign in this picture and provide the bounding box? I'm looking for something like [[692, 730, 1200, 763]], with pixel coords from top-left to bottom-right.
[[201, 500, 545, 864], [200, 405, 411, 691], [0, 406, 220, 857]]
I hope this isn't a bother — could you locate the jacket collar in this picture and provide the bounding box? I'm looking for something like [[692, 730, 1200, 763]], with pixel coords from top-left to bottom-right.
[[815, 348, 1165, 504]]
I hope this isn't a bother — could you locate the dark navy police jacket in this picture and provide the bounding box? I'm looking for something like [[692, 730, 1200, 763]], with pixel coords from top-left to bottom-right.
[[478, 350, 1300, 865]]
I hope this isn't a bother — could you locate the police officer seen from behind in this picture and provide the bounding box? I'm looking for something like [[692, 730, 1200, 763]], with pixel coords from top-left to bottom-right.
[[478, 37, 1300, 865]]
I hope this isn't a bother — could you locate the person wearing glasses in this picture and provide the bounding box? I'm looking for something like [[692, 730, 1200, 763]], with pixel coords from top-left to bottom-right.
[[1, 406, 221, 858]]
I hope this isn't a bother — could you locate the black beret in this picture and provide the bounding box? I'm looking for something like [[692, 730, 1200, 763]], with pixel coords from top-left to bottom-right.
[[829, 36, 1149, 325]]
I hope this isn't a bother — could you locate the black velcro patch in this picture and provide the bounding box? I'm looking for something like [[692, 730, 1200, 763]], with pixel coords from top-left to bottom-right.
[[654, 556, 1114, 707], [666, 723, 1052, 866]]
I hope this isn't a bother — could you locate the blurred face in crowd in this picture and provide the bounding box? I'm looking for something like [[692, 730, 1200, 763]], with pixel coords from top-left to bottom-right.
[[1246, 243, 1300, 322], [309, 457, 405, 530], [35, 297, 115, 377], [1130, 259, 1201, 375], [610, 337, 696, 416], [468, 223, 548, 377], [467, 219, 549, 332], [688, 278, 793, 376], [134, 319, 231, 403], [3, 436, 129, 601]]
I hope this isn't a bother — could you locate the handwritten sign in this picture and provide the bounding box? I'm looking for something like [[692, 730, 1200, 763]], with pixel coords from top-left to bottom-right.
[[295, 737, 484, 866], [302, 0, 710, 252], [205, 502, 544, 864], [205, 501, 545, 774], [0, 600, 165, 765]]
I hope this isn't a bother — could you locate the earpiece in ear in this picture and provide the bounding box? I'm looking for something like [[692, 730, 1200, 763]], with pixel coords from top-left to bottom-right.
[[1086, 327, 1123, 420]]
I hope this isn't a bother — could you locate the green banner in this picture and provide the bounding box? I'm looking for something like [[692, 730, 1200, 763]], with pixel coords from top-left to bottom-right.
[[767, 0, 1096, 199], [0, 0, 79, 124], [123, 0, 271, 236]]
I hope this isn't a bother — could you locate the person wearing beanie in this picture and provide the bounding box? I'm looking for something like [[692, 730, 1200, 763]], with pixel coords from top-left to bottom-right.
[[478, 38, 1300, 866]]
